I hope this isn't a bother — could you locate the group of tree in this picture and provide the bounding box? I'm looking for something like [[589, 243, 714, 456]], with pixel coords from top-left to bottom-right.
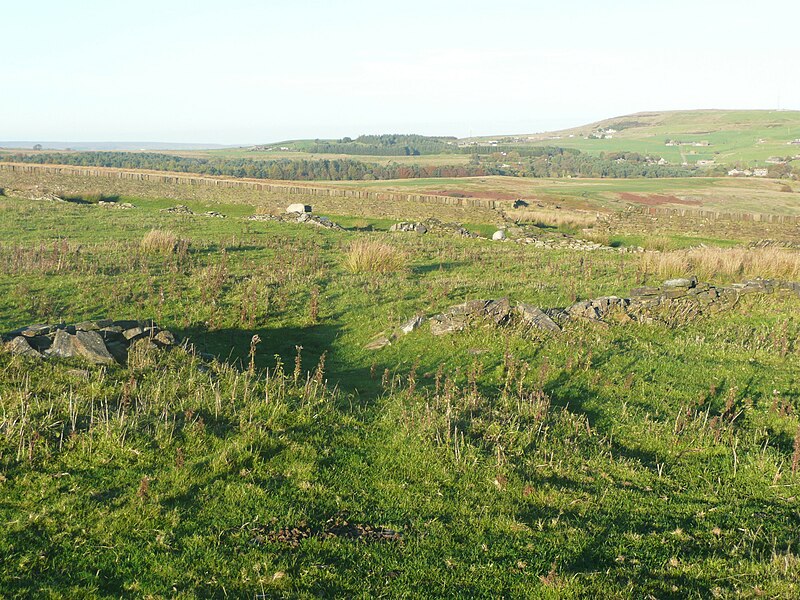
[[304, 134, 458, 156], [0, 152, 490, 181], [5, 149, 794, 181]]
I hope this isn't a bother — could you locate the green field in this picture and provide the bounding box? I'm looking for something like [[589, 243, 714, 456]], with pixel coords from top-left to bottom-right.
[[2, 176, 800, 598], [490, 110, 800, 166]]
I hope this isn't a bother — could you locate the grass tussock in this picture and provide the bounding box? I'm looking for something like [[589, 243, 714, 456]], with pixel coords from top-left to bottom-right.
[[643, 246, 800, 280], [344, 239, 406, 274], [140, 229, 187, 254], [513, 209, 598, 230]]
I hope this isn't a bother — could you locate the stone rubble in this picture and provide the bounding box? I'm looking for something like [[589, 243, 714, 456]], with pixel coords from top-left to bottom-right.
[[247, 212, 344, 230], [161, 205, 226, 218], [2, 319, 179, 365], [98, 201, 135, 209], [389, 222, 428, 234], [366, 277, 800, 348]]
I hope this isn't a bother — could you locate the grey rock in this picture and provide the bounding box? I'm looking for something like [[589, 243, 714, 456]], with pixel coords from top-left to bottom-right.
[[73, 331, 115, 364], [6, 336, 43, 358], [123, 327, 145, 341], [414, 224, 428, 234], [286, 203, 311, 214], [162, 205, 194, 215], [364, 335, 392, 350], [515, 303, 561, 332], [49, 330, 77, 358], [18, 324, 54, 338], [484, 297, 512, 325], [629, 286, 661, 297], [429, 314, 466, 336], [399, 315, 425, 335], [663, 278, 696, 289], [75, 319, 112, 332], [492, 230, 507, 241], [154, 330, 177, 346]]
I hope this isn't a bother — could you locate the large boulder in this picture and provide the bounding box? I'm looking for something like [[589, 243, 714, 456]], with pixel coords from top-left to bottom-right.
[[492, 230, 507, 241], [286, 203, 311, 214]]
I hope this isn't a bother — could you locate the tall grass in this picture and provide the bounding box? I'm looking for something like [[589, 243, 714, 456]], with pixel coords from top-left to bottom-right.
[[344, 239, 406, 274], [140, 229, 187, 254], [642, 246, 800, 280], [512, 209, 598, 230]]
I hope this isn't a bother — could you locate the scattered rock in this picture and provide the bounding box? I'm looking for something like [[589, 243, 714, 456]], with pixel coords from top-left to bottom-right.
[[399, 315, 426, 335], [201, 211, 226, 218], [492, 230, 507, 241], [296, 213, 343, 230], [154, 330, 177, 346], [390, 222, 427, 234], [367, 276, 800, 345], [364, 335, 392, 351], [98, 201, 135, 209], [161, 205, 194, 215], [2, 319, 179, 365]]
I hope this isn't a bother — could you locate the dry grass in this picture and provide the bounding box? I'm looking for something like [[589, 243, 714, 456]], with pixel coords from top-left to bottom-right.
[[140, 229, 187, 254], [512, 209, 598, 230], [344, 239, 406, 274], [642, 247, 800, 280]]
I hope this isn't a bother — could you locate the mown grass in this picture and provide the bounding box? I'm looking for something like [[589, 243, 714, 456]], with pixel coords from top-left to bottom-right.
[[1, 195, 800, 598]]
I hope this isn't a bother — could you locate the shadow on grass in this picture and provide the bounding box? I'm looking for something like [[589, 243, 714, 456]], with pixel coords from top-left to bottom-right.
[[177, 322, 379, 397], [412, 261, 469, 275]]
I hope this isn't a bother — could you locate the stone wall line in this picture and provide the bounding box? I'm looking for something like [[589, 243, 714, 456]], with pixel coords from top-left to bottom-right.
[[0, 162, 498, 209]]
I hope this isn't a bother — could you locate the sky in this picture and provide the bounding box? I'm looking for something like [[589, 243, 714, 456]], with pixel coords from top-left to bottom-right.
[[2, 0, 799, 144]]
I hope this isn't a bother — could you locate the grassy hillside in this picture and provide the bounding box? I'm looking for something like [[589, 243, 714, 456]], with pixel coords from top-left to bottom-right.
[[1, 190, 800, 597], [501, 110, 800, 166]]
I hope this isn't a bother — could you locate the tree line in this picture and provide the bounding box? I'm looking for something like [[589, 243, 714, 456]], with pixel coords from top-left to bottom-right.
[[0, 149, 730, 180], [0, 152, 491, 180]]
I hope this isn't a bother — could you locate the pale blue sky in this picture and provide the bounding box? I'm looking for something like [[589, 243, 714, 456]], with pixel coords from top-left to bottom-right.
[[3, 0, 798, 144]]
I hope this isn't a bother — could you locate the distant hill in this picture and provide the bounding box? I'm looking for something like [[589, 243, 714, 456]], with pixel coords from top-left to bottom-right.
[[0, 141, 230, 151], [484, 110, 800, 166]]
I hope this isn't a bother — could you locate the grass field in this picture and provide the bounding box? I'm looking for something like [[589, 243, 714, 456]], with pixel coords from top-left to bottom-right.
[[323, 175, 800, 216], [2, 174, 800, 597], [487, 110, 800, 166]]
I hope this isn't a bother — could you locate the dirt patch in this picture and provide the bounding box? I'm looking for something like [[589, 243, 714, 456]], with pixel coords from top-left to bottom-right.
[[618, 192, 701, 207], [253, 518, 403, 547]]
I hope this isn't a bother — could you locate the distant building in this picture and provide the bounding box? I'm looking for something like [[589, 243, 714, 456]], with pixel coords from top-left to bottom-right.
[[727, 168, 752, 177], [765, 157, 786, 164], [696, 159, 716, 167], [753, 168, 769, 177]]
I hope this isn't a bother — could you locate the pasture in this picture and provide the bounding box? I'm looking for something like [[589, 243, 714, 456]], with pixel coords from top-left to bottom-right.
[[1, 170, 800, 598]]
